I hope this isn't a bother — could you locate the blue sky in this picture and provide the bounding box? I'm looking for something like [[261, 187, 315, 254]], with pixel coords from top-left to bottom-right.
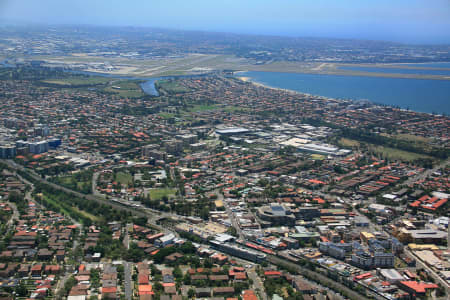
[[1, 0, 449, 44]]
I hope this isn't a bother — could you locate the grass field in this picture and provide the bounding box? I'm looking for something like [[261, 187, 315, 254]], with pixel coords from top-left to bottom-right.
[[311, 154, 326, 160], [41, 194, 72, 216], [186, 104, 218, 112], [53, 175, 92, 194], [103, 80, 145, 98], [115, 171, 133, 186], [42, 194, 98, 222], [41, 76, 110, 86], [339, 137, 434, 162], [339, 138, 360, 148], [157, 80, 190, 93], [149, 188, 177, 200], [393, 133, 431, 143], [368, 145, 433, 162], [158, 112, 175, 119], [223, 106, 249, 113], [72, 206, 100, 222]]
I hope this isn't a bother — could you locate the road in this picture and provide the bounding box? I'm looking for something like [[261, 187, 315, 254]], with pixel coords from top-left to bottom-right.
[[123, 223, 131, 250], [404, 159, 449, 186], [217, 189, 245, 240], [92, 171, 101, 196], [6, 201, 19, 228], [404, 248, 450, 295], [124, 261, 132, 300], [90, 166, 182, 235], [247, 266, 268, 300], [2, 159, 167, 229], [268, 255, 370, 300], [3, 159, 376, 300], [15, 171, 85, 298]]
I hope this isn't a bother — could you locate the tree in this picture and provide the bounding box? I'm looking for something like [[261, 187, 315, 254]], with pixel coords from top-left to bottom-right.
[[150, 264, 160, 276], [173, 266, 182, 279], [188, 288, 195, 298], [117, 265, 124, 283], [204, 259, 213, 268], [134, 217, 148, 226], [126, 242, 146, 262], [91, 268, 100, 288], [15, 282, 28, 297], [183, 273, 191, 285], [179, 241, 196, 254], [153, 282, 163, 292], [63, 276, 77, 296], [199, 206, 210, 220], [226, 226, 238, 237]]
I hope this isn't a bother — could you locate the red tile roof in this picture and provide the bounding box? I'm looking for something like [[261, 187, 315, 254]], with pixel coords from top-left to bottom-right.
[[400, 281, 438, 293]]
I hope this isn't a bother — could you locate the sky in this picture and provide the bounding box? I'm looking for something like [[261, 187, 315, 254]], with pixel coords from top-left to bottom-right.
[[1, 0, 450, 44]]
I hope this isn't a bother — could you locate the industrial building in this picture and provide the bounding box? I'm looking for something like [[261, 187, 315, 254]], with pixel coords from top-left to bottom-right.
[[215, 127, 250, 136]]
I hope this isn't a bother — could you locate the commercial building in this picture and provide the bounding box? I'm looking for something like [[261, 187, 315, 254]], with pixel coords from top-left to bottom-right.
[[179, 134, 198, 145], [0, 144, 16, 158], [257, 204, 296, 226], [156, 233, 175, 247], [290, 226, 320, 242], [29, 141, 49, 154], [409, 229, 447, 244], [318, 242, 350, 259], [294, 207, 320, 221], [360, 231, 375, 244], [163, 139, 183, 154], [210, 241, 266, 263], [378, 269, 404, 283], [351, 251, 394, 269], [354, 216, 370, 227], [398, 281, 438, 296], [48, 138, 62, 149], [142, 144, 167, 160]]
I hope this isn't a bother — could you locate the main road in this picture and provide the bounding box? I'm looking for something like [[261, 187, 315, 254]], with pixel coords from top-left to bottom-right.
[[404, 248, 450, 295], [124, 261, 133, 300], [3, 159, 374, 300], [1, 159, 167, 229], [268, 255, 371, 300]]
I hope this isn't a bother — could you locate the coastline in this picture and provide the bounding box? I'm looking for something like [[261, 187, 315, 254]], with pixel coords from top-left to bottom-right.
[[235, 74, 342, 101], [235, 72, 448, 116]]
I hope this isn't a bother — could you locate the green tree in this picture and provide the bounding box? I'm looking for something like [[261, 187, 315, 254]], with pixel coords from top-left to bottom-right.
[[15, 282, 28, 297], [188, 288, 195, 298]]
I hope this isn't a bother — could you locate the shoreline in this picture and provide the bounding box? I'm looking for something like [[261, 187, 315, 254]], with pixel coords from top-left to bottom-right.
[[237, 76, 311, 97], [236, 73, 447, 117]]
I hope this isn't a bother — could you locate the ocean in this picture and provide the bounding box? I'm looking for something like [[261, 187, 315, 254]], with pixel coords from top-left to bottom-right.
[[238, 71, 450, 115]]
